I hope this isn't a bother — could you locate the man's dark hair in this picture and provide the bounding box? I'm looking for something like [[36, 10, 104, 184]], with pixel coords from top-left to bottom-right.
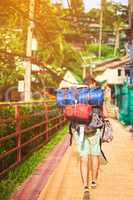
[[83, 74, 96, 85]]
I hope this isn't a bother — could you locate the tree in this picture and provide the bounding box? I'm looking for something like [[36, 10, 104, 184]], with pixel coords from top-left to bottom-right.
[[70, 0, 84, 15], [103, 2, 128, 55], [0, 0, 27, 99], [86, 1, 128, 56], [0, 0, 83, 100]]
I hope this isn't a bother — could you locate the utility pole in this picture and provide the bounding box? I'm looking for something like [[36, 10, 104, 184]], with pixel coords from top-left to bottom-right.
[[66, 0, 71, 9], [81, 56, 95, 79], [98, 0, 103, 59], [98, 0, 105, 59], [127, 0, 133, 62], [24, 0, 35, 102], [129, 0, 133, 31]]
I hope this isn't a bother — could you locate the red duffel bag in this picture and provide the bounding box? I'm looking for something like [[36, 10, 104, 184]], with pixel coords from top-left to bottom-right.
[[64, 104, 93, 123]]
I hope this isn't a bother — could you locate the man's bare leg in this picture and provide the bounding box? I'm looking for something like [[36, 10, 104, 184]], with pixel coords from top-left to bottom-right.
[[88, 155, 92, 181], [80, 155, 90, 199], [80, 155, 89, 187], [91, 155, 100, 182]]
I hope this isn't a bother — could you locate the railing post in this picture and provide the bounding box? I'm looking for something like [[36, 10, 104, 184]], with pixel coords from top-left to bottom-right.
[[59, 108, 64, 128], [56, 107, 59, 129], [44, 103, 49, 142], [15, 105, 21, 162]]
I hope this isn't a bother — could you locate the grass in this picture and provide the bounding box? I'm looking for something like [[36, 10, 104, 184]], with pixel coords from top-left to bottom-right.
[[0, 125, 68, 200]]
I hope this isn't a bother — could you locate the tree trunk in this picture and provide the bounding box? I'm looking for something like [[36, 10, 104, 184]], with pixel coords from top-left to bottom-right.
[[114, 27, 120, 56]]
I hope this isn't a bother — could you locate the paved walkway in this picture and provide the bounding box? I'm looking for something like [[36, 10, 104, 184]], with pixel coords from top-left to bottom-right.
[[38, 119, 133, 200], [11, 135, 70, 200]]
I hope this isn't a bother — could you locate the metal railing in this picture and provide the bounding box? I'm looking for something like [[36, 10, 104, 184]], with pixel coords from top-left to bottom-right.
[[0, 101, 66, 178]]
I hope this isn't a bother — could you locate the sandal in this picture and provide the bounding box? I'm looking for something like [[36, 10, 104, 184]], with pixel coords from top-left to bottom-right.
[[83, 186, 90, 200], [91, 181, 97, 189]]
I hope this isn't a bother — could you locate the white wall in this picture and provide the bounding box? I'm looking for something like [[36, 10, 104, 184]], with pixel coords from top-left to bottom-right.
[[59, 71, 78, 88], [96, 66, 127, 85]]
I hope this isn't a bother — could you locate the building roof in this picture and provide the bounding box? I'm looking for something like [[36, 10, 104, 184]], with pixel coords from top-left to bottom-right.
[[93, 57, 129, 73], [71, 72, 83, 84], [59, 71, 83, 88]]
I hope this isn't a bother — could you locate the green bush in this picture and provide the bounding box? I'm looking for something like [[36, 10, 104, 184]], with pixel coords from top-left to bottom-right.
[[0, 125, 68, 200], [0, 102, 64, 177], [85, 43, 116, 58]]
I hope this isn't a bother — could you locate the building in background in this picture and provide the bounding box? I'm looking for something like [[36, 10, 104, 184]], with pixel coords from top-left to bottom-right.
[[59, 71, 82, 88]]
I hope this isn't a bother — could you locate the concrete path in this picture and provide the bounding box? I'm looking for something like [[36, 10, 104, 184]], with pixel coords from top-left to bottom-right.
[[11, 135, 70, 200], [38, 120, 133, 200]]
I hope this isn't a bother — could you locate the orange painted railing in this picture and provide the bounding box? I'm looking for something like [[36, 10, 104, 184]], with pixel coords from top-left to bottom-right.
[[0, 101, 66, 178]]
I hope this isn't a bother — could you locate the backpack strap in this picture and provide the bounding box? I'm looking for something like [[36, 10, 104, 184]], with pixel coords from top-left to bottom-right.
[[100, 138, 108, 162], [69, 123, 73, 146]]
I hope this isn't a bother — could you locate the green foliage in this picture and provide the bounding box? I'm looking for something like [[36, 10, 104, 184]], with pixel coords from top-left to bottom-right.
[[0, 102, 64, 174], [0, 0, 128, 97], [85, 43, 118, 59], [0, 0, 28, 52], [0, 106, 14, 119], [86, 2, 128, 47], [0, 125, 68, 200], [70, 0, 84, 15], [86, 8, 100, 22], [0, 0, 83, 93]]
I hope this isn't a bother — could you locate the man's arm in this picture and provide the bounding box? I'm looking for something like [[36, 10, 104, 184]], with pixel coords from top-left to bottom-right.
[[102, 101, 109, 119]]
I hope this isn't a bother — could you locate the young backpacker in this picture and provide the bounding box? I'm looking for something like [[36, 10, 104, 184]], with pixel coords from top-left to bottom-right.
[[56, 74, 112, 199], [56, 85, 105, 148]]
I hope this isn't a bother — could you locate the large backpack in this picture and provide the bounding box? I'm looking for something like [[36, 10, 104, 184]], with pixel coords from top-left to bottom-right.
[[64, 103, 93, 123], [78, 87, 89, 104], [56, 88, 77, 107], [88, 87, 104, 105], [56, 86, 104, 107]]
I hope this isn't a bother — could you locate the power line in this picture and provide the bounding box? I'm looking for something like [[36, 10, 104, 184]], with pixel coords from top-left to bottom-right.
[[0, 49, 82, 86], [7, 0, 83, 73]]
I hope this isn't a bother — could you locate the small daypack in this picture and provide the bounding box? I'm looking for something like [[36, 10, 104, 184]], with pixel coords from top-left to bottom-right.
[[99, 120, 113, 162], [101, 120, 113, 143]]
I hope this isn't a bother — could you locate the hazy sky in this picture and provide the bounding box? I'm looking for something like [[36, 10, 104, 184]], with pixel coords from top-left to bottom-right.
[[52, 0, 128, 11], [84, 0, 128, 11]]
